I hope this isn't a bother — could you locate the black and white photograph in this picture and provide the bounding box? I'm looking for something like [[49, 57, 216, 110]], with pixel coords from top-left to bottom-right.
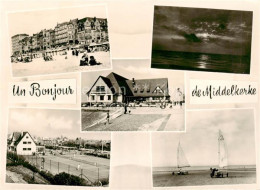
[[152, 109, 256, 187], [81, 60, 185, 131], [6, 108, 111, 187], [9, 5, 111, 77], [110, 133, 152, 189], [151, 6, 253, 74]]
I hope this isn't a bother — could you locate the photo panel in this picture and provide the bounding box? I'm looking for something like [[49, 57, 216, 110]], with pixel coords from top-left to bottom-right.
[[81, 59, 185, 132], [109, 133, 152, 189], [6, 108, 111, 187], [152, 108, 256, 187], [151, 6, 253, 74], [8, 5, 111, 77]]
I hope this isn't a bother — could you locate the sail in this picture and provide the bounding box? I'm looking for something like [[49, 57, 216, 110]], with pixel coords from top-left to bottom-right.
[[218, 130, 228, 168], [177, 142, 190, 168]]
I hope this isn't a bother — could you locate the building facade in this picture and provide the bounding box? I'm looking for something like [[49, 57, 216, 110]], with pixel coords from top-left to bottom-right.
[[11, 16, 109, 57], [11, 34, 29, 55], [8, 132, 37, 155], [85, 72, 170, 105]]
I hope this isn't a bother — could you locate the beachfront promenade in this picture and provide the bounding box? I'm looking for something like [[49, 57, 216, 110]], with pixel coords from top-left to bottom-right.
[[82, 105, 184, 131]]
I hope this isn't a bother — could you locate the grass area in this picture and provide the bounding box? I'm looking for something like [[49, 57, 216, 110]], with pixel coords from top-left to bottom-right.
[[6, 165, 50, 184], [82, 110, 107, 129], [86, 114, 166, 131]]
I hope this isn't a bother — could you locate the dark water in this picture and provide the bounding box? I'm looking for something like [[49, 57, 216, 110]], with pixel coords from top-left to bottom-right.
[[152, 50, 250, 74]]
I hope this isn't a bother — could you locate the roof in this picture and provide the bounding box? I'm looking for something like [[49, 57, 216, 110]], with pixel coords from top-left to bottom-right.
[[106, 72, 131, 95], [8, 132, 22, 145], [100, 76, 115, 93], [87, 72, 169, 97], [11, 34, 29, 38], [9, 132, 36, 146], [78, 17, 107, 24], [125, 78, 169, 97]]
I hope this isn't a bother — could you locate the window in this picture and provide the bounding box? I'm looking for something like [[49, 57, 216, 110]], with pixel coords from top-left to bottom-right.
[[28, 148, 31, 150], [26, 136, 29, 139], [91, 95, 95, 101], [23, 148, 27, 150], [28, 142, 31, 144], [153, 86, 163, 94], [107, 95, 111, 100], [23, 142, 27, 144], [100, 95, 104, 101], [96, 86, 105, 92]]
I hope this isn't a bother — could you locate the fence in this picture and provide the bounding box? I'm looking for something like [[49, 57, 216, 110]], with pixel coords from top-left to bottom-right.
[[23, 155, 109, 184]]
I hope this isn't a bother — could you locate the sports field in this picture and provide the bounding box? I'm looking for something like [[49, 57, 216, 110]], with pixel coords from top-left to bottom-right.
[[24, 152, 110, 184]]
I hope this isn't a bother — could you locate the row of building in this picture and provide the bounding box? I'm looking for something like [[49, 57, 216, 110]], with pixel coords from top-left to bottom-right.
[[11, 17, 109, 56], [7, 131, 110, 155]]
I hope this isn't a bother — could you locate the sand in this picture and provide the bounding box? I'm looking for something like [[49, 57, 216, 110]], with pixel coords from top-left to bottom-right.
[[12, 51, 111, 77], [153, 168, 256, 187]]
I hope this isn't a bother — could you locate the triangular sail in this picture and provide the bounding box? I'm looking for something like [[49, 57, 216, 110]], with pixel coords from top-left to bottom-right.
[[218, 130, 228, 168], [177, 142, 190, 168]]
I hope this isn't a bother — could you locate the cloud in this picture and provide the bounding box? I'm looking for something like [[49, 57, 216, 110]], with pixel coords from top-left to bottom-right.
[[153, 6, 252, 55], [8, 109, 80, 138]]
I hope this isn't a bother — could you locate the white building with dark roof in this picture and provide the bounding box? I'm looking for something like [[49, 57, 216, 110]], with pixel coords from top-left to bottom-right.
[[8, 132, 36, 155], [85, 72, 170, 105]]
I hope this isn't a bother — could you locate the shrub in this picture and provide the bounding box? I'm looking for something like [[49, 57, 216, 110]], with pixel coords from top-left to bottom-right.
[[53, 172, 86, 186], [93, 178, 109, 186], [22, 161, 39, 173], [100, 178, 109, 186], [39, 171, 55, 184]]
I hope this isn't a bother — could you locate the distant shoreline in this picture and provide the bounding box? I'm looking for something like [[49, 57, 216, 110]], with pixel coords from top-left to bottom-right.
[[153, 165, 256, 172]]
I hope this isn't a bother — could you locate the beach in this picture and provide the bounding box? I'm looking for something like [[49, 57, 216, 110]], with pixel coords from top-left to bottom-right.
[[153, 166, 256, 187], [12, 51, 111, 77]]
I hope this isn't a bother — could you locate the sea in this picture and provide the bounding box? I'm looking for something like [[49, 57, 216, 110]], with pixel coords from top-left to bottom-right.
[[151, 50, 251, 74]]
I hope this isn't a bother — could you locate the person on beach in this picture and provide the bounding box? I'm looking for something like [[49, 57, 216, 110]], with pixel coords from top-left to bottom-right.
[[80, 53, 89, 66], [89, 56, 101, 66], [72, 50, 75, 56], [106, 111, 110, 125], [174, 88, 183, 108], [124, 103, 128, 114], [75, 49, 79, 56], [210, 168, 218, 177]]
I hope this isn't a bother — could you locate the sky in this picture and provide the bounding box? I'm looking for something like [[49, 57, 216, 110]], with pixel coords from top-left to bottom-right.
[[8, 108, 111, 140], [81, 59, 184, 102], [111, 133, 151, 167], [8, 5, 107, 37], [152, 109, 256, 167], [152, 6, 252, 56]]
